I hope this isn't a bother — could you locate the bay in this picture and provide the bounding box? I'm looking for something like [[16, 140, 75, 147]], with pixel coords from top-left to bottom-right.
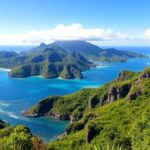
[[0, 46, 150, 141]]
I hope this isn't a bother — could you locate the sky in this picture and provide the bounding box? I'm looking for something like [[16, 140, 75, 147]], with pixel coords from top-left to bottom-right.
[[0, 0, 150, 46]]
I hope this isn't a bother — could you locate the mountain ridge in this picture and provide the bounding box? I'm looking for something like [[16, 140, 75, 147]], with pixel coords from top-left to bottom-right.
[[52, 40, 148, 62], [0, 44, 94, 79], [0, 40, 148, 79]]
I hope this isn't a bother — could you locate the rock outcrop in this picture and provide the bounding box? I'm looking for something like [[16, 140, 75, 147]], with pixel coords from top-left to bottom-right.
[[107, 84, 131, 103], [99, 83, 131, 106], [86, 122, 100, 143], [0, 119, 7, 129], [139, 68, 150, 80], [88, 95, 100, 109], [50, 113, 70, 120], [117, 71, 128, 81], [66, 121, 84, 134], [23, 96, 59, 117], [117, 70, 138, 81], [128, 90, 142, 101]]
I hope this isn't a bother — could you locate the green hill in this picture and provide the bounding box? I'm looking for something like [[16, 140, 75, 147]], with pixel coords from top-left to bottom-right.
[[52, 40, 148, 62], [0, 119, 46, 150], [24, 67, 150, 150], [0, 45, 93, 79]]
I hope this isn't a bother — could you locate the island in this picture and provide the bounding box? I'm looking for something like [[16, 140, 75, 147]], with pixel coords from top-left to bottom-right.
[[0, 45, 94, 79], [52, 40, 148, 62], [0, 40, 148, 79]]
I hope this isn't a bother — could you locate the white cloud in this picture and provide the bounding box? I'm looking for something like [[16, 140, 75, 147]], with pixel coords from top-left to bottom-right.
[[0, 23, 127, 45], [144, 29, 150, 39]]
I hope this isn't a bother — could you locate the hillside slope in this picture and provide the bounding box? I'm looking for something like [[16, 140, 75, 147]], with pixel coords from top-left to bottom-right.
[[24, 67, 150, 149], [0, 45, 93, 79], [52, 40, 148, 62]]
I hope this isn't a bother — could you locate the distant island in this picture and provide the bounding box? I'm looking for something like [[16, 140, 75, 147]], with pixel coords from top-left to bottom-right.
[[0, 44, 94, 79], [52, 40, 148, 62], [0, 40, 148, 79]]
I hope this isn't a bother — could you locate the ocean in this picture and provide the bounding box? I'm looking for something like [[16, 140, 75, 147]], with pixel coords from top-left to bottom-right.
[[0, 46, 150, 141]]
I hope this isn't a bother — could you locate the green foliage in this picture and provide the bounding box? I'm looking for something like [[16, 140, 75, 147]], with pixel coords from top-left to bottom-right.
[[130, 112, 150, 150], [47, 67, 150, 150], [0, 125, 32, 150], [0, 125, 46, 150], [24, 88, 96, 120], [94, 144, 123, 150]]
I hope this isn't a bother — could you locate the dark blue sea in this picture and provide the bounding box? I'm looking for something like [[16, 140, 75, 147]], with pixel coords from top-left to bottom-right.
[[0, 45, 150, 141]]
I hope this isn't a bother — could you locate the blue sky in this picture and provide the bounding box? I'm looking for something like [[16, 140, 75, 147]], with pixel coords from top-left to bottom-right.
[[0, 0, 150, 45]]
